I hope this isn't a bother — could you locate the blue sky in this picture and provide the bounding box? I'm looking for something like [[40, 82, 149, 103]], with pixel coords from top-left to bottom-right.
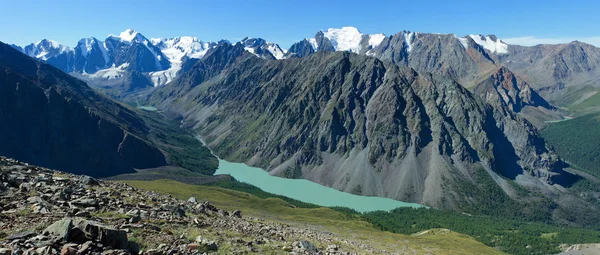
[[2, 0, 600, 48]]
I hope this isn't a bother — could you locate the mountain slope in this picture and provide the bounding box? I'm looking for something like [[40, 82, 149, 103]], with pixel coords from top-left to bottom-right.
[[0, 41, 218, 177], [148, 47, 579, 214], [474, 66, 562, 128]]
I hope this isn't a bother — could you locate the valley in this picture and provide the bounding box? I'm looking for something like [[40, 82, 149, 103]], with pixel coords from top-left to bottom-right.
[[2, 14, 600, 254]]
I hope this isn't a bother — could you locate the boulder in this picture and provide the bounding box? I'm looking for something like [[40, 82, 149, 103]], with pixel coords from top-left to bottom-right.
[[44, 218, 73, 242], [70, 218, 128, 249], [294, 240, 317, 253], [80, 176, 99, 186], [232, 210, 242, 218], [187, 197, 197, 203]]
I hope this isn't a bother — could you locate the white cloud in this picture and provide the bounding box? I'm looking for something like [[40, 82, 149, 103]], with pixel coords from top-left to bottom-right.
[[503, 36, 600, 47]]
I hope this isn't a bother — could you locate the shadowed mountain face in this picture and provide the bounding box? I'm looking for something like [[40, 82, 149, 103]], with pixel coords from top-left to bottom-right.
[[0, 42, 167, 177], [148, 47, 573, 209]]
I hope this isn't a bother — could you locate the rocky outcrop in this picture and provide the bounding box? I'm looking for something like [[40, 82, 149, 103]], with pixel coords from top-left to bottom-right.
[[0, 156, 379, 254], [474, 67, 562, 128]]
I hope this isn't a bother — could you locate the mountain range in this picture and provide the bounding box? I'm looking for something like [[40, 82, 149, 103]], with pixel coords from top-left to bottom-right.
[[6, 26, 600, 225], [14, 27, 600, 114]]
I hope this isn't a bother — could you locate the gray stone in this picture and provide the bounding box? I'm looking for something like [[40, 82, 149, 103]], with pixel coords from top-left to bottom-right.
[[0, 248, 11, 255], [44, 218, 73, 242], [6, 230, 36, 240], [232, 210, 242, 218], [71, 198, 97, 207], [80, 176, 99, 186], [129, 215, 141, 223], [70, 218, 128, 249], [187, 197, 197, 203], [298, 240, 317, 252]]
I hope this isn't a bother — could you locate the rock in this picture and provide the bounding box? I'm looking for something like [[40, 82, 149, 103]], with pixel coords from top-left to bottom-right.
[[195, 236, 218, 251], [71, 198, 97, 207], [126, 209, 140, 216], [80, 176, 99, 186], [173, 207, 185, 217], [232, 210, 242, 218], [61, 244, 77, 255], [6, 230, 36, 240], [37, 246, 55, 254], [79, 241, 94, 254], [187, 197, 197, 203], [327, 244, 339, 252], [70, 218, 128, 249], [295, 240, 317, 252], [44, 218, 73, 242], [129, 215, 141, 223], [187, 243, 199, 250], [128, 241, 140, 254], [75, 211, 90, 217], [0, 248, 11, 255]]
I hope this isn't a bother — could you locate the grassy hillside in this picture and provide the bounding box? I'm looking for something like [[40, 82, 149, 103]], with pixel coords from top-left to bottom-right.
[[124, 179, 504, 255], [125, 179, 600, 255], [363, 208, 600, 255], [541, 113, 600, 178]]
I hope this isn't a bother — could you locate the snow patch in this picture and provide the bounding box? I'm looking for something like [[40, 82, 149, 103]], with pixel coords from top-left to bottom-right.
[[403, 32, 416, 53], [308, 38, 318, 51], [244, 47, 261, 58], [455, 35, 469, 49], [266, 43, 286, 59], [468, 34, 508, 54], [368, 33, 386, 49], [83, 63, 129, 80]]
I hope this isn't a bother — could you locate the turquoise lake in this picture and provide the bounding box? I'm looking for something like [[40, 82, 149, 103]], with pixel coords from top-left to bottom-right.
[[213, 159, 423, 213]]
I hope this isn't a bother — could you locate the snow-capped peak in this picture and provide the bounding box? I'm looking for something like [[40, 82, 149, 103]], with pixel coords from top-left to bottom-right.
[[239, 37, 286, 60], [323, 26, 363, 53], [119, 29, 139, 42], [23, 39, 72, 60], [468, 34, 508, 54], [151, 36, 216, 62], [108, 29, 145, 43], [311, 26, 386, 54], [77, 38, 98, 56]]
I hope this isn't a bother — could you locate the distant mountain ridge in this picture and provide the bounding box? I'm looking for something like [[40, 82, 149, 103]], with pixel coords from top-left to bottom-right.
[[15, 27, 600, 110]]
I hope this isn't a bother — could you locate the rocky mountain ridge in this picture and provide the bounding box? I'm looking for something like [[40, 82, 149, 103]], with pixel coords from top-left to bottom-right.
[[149, 48, 575, 211]]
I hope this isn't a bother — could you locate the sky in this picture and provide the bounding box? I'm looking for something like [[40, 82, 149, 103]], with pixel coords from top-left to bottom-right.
[[2, 0, 600, 48]]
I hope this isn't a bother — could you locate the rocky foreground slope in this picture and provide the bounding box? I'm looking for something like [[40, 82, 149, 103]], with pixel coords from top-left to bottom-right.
[[0, 155, 403, 254]]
